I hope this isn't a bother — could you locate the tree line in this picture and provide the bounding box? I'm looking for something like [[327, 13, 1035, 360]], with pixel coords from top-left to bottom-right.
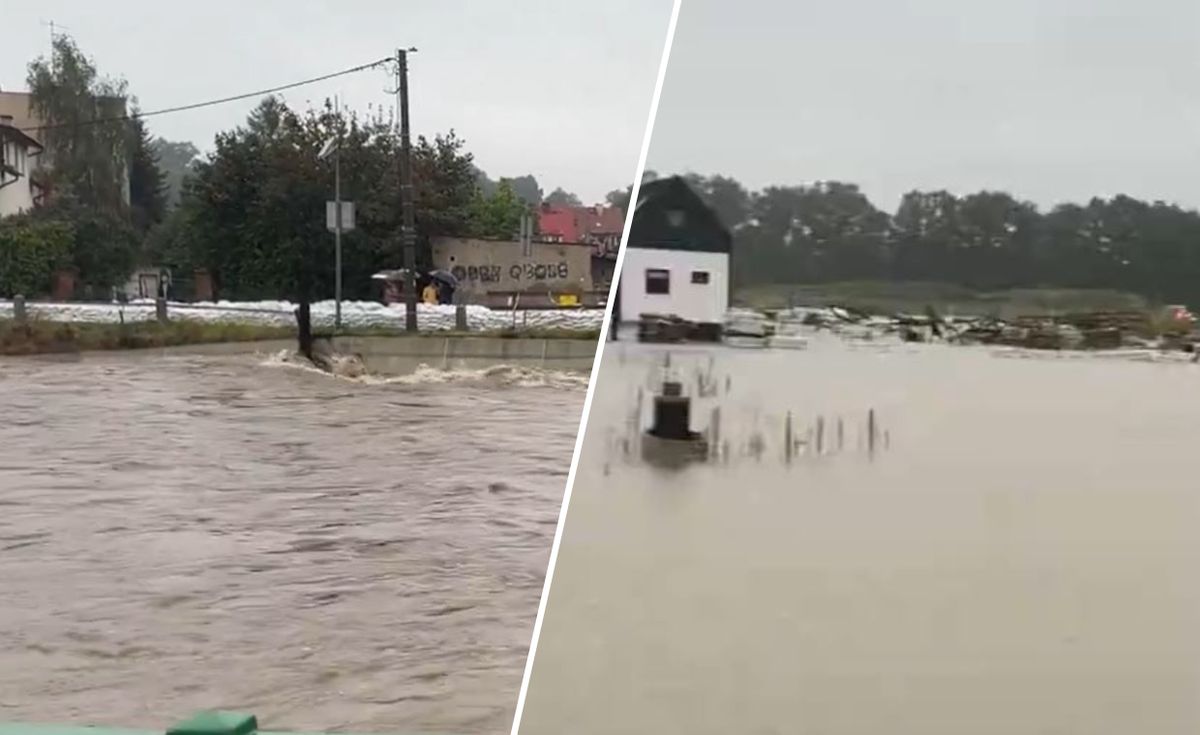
[[0, 35, 595, 302], [655, 172, 1200, 307]]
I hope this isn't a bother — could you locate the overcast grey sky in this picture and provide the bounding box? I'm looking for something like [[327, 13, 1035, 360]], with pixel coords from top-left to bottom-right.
[[648, 0, 1200, 211], [0, 0, 672, 205]]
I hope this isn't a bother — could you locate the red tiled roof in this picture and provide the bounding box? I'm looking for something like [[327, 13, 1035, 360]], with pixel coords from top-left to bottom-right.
[[538, 204, 625, 242], [578, 205, 624, 237]]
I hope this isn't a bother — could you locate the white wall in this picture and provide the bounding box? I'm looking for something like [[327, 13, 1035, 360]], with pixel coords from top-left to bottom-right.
[[0, 141, 34, 217], [619, 247, 729, 324]]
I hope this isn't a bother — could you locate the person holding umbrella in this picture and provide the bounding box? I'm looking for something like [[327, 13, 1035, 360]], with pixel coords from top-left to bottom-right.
[[421, 280, 439, 305], [428, 270, 459, 305]]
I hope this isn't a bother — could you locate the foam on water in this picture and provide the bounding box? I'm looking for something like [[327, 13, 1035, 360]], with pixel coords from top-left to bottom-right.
[[258, 349, 589, 390]]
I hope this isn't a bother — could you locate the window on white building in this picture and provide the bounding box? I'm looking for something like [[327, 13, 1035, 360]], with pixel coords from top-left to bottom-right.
[[691, 271, 710, 284], [645, 268, 670, 295], [1, 141, 27, 176]]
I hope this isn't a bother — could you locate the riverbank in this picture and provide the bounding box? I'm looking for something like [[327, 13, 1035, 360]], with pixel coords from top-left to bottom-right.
[[0, 320, 295, 356], [0, 319, 600, 359]]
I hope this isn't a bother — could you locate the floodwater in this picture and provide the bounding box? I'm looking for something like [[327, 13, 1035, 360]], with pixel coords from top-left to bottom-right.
[[519, 333, 1200, 735], [0, 351, 585, 734]]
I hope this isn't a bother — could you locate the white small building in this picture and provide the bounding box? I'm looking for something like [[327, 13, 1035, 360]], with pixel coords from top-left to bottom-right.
[[0, 114, 43, 218], [617, 176, 732, 326]]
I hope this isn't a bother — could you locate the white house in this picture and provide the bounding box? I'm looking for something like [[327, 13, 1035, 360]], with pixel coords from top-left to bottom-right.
[[0, 113, 43, 217], [617, 176, 732, 326]]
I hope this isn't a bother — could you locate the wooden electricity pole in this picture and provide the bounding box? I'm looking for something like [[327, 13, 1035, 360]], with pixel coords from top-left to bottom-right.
[[396, 48, 418, 332]]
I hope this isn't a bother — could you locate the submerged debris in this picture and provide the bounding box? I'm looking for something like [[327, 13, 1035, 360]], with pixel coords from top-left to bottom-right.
[[641, 379, 708, 468]]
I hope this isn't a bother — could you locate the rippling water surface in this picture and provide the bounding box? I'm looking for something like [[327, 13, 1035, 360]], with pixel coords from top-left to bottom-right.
[[0, 351, 584, 734], [521, 334, 1200, 735]]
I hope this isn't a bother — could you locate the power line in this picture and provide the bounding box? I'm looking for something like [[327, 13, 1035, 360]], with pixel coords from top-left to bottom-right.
[[19, 56, 394, 133]]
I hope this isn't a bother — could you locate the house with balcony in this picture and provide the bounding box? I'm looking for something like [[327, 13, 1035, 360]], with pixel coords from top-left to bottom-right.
[[0, 113, 43, 217], [0, 90, 130, 210]]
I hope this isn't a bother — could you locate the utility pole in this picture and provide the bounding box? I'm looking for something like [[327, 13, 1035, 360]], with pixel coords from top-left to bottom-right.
[[41, 20, 68, 68], [333, 114, 343, 331], [396, 48, 418, 332]]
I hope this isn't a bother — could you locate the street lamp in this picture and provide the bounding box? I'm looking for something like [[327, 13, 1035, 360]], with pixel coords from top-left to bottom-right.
[[319, 132, 351, 331]]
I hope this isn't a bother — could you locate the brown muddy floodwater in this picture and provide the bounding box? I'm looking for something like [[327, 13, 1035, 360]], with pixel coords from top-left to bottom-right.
[[0, 351, 584, 734], [519, 334, 1200, 735]]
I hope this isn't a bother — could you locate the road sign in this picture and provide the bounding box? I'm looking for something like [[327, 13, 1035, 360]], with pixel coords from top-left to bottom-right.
[[326, 201, 355, 232]]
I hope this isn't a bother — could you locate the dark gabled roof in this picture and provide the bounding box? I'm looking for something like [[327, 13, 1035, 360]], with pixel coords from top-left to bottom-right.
[[0, 122, 44, 153], [629, 175, 732, 254]]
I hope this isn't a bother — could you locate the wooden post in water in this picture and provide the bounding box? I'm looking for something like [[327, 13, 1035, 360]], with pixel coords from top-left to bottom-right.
[[296, 301, 313, 361], [710, 406, 722, 461], [784, 411, 794, 464], [815, 415, 825, 455], [867, 408, 877, 455], [837, 417, 845, 452], [13, 295, 27, 325]]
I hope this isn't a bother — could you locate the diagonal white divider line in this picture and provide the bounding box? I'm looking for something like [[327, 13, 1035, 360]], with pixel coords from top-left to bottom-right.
[[507, 1, 683, 732]]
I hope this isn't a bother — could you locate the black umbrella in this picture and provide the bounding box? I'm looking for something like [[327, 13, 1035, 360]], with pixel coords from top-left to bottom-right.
[[428, 270, 459, 288]]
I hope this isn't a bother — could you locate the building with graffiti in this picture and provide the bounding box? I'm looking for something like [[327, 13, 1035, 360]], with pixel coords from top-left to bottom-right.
[[430, 236, 602, 308]]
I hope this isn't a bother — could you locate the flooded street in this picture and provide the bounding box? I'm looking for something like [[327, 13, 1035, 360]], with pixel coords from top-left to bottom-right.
[[0, 352, 584, 734], [520, 335, 1200, 735]]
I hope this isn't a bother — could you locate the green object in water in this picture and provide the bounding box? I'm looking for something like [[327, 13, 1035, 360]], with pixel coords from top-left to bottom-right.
[[167, 713, 257, 735]]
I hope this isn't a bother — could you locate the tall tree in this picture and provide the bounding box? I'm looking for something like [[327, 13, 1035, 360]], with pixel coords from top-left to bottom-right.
[[469, 180, 526, 239], [605, 186, 632, 213], [170, 97, 480, 300], [127, 113, 168, 232], [545, 187, 583, 207], [26, 35, 130, 210], [503, 174, 542, 206], [151, 138, 201, 208]]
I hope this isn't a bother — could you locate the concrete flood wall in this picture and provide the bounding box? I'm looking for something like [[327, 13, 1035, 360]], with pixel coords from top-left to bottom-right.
[[326, 335, 597, 375]]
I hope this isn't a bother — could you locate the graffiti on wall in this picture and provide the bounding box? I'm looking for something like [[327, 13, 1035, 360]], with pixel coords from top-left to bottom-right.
[[451, 262, 571, 284]]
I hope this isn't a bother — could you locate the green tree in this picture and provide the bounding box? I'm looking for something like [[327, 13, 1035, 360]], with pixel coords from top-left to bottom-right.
[[26, 35, 130, 210], [0, 217, 73, 297], [545, 187, 582, 207], [128, 113, 168, 232], [170, 97, 479, 300], [504, 175, 542, 206], [151, 138, 201, 208], [412, 130, 480, 248], [470, 180, 526, 239], [605, 186, 631, 212], [26, 196, 139, 293]]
